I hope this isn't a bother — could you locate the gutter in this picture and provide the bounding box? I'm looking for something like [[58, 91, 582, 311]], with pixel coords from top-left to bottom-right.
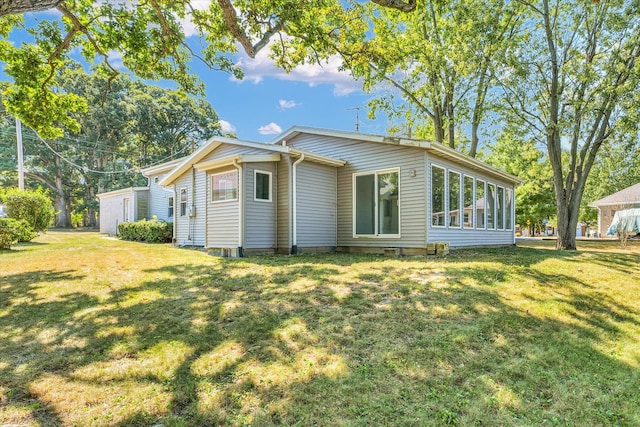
[[232, 159, 244, 256], [291, 154, 305, 254]]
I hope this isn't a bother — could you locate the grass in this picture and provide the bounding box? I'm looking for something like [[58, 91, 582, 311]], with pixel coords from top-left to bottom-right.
[[1, 231, 639, 426]]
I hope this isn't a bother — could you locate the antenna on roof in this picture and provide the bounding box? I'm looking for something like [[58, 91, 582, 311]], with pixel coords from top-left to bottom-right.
[[346, 107, 361, 132]]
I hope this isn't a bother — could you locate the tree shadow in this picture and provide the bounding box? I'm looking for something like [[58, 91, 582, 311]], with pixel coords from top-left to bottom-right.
[[1, 245, 639, 425]]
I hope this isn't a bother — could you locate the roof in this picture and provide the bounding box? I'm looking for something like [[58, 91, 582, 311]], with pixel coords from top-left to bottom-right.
[[160, 135, 346, 186], [272, 126, 523, 186], [141, 157, 188, 176], [97, 187, 149, 199], [590, 182, 640, 207]]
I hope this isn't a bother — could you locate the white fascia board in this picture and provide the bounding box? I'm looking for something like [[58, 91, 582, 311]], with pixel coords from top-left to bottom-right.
[[194, 154, 281, 171], [96, 187, 149, 199]]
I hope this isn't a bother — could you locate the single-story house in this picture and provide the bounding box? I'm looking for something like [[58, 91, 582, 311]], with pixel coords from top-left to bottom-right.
[[589, 182, 640, 237], [97, 157, 184, 235], [156, 126, 521, 256]]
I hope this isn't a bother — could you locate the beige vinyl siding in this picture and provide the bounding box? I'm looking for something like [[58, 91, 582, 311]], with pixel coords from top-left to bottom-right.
[[148, 174, 174, 221], [296, 161, 337, 247], [206, 167, 240, 248], [173, 169, 206, 246], [288, 134, 427, 248], [277, 155, 292, 252], [205, 143, 274, 158], [427, 156, 516, 247], [244, 162, 277, 249]]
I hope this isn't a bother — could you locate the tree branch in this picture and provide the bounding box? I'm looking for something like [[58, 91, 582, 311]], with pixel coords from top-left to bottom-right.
[[371, 0, 416, 12]]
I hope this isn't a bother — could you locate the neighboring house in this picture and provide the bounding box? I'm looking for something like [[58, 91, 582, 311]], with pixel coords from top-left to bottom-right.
[[590, 182, 640, 237], [159, 126, 521, 256], [97, 157, 184, 235]]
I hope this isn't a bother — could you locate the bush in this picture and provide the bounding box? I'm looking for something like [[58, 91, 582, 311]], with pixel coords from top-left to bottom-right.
[[0, 218, 36, 249], [3, 188, 55, 237], [118, 219, 173, 243]]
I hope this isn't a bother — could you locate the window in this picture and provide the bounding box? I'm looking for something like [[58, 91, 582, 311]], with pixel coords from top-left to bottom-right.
[[463, 175, 474, 228], [449, 170, 461, 227], [179, 188, 187, 216], [497, 187, 505, 229], [354, 169, 399, 236], [168, 196, 174, 218], [431, 165, 446, 227], [476, 180, 486, 229], [506, 188, 513, 230], [487, 183, 496, 229], [254, 170, 272, 202], [212, 170, 238, 202]]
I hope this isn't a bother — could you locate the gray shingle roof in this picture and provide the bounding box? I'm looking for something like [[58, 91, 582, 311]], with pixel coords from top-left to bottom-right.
[[590, 182, 640, 207]]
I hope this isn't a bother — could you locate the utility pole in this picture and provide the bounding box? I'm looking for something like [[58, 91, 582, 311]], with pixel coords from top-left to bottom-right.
[[16, 118, 24, 190]]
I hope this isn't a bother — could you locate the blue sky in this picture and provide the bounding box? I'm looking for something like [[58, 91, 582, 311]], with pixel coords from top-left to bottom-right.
[[4, 8, 391, 144]]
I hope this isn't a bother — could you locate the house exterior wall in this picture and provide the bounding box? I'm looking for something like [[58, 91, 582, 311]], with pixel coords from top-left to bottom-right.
[[287, 134, 427, 249], [244, 162, 277, 250], [148, 173, 175, 222], [206, 166, 240, 249], [98, 188, 149, 235], [295, 161, 337, 249], [173, 169, 206, 246], [597, 203, 640, 236], [277, 155, 292, 253]]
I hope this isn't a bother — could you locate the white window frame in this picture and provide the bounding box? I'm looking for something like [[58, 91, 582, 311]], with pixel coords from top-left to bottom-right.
[[211, 170, 238, 203], [476, 179, 487, 230], [179, 187, 188, 217], [497, 186, 505, 230], [487, 183, 497, 230], [463, 174, 475, 229], [430, 164, 447, 228], [254, 170, 272, 202], [448, 169, 462, 229], [352, 168, 401, 238], [168, 196, 174, 218]]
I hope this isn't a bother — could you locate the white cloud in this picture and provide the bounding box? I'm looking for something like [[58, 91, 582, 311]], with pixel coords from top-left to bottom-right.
[[179, 0, 211, 37], [257, 122, 282, 135], [219, 119, 236, 133], [234, 45, 361, 96], [279, 99, 298, 110]]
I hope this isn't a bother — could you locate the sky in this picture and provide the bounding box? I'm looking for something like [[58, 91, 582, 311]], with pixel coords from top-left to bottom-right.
[[4, 8, 391, 144]]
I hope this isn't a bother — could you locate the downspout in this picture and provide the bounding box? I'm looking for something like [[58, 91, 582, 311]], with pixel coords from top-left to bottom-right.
[[291, 154, 305, 254], [172, 184, 177, 245], [232, 159, 244, 257], [189, 167, 196, 245]]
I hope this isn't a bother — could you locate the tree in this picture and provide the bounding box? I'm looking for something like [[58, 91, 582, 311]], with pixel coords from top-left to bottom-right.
[[342, 0, 521, 155], [499, 0, 640, 250], [0, 0, 414, 139], [484, 124, 556, 236]]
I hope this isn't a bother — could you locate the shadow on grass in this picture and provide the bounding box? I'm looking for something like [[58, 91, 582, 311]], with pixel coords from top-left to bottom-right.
[[1, 243, 639, 425]]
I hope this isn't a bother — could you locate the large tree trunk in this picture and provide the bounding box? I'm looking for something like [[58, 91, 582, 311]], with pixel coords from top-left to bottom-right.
[[0, 0, 62, 16]]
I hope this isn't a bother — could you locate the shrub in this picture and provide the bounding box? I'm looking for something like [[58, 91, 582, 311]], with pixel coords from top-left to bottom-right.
[[0, 218, 36, 249], [3, 188, 55, 237], [118, 219, 172, 243]]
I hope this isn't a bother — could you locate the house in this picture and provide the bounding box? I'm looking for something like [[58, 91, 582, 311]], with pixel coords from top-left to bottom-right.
[[158, 126, 521, 256], [97, 157, 184, 235], [590, 182, 640, 237]]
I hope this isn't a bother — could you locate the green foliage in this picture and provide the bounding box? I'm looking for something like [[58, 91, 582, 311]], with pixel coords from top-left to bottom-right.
[[0, 217, 35, 249], [3, 187, 55, 235], [118, 218, 173, 243]]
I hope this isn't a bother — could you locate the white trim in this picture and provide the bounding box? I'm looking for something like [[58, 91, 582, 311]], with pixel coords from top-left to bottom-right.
[[497, 185, 505, 231], [254, 170, 272, 202], [430, 164, 447, 228], [195, 154, 281, 172], [211, 169, 239, 203], [448, 169, 462, 229], [463, 175, 475, 229], [352, 168, 401, 239], [487, 183, 497, 230], [96, 187, 148, 199], [476, 179, 487, 230]]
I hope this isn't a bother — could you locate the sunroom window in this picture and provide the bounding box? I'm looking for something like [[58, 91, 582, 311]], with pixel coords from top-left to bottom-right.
[[431, 165, 446, 227], [212, 170, 238, 202], [354, 169, 399, 236]]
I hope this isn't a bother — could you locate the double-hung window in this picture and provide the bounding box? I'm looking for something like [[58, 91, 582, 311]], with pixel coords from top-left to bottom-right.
[[353, 169, 400, 237], [212, 170, 238, 202], [168, 196, 174, 218], [179, 188, 188, 216]]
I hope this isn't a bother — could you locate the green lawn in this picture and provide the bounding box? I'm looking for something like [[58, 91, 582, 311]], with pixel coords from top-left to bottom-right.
[[1, 232, 639, 426]]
